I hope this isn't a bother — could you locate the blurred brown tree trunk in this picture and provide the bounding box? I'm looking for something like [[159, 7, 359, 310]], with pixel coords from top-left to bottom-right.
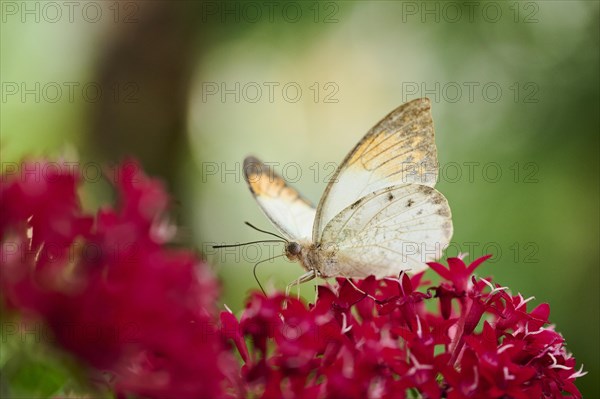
[[87, 1, 204, 186]]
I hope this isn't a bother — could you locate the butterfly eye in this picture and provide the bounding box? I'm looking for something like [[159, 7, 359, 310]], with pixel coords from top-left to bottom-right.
[[287, 242, 301, 256]]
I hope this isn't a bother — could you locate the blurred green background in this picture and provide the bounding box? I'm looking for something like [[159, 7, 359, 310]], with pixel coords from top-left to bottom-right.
[[1, 1, 598, 397]]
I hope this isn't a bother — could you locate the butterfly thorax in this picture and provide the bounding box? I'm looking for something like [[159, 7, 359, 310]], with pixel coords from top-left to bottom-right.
[[285, 241, 340, 278]]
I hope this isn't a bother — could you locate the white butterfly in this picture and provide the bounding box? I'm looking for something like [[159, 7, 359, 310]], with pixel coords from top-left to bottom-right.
[[243, 98, 453, 288]]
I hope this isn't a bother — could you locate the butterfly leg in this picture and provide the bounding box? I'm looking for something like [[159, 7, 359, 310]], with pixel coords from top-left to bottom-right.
[[285, 269, 317, 299]]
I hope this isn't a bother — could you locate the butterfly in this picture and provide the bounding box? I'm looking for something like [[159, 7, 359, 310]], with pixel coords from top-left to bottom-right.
[[242, 98, 453, 290]]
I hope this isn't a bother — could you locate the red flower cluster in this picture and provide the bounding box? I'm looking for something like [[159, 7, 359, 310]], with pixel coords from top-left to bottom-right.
[[1, 160, 586, 399], [223, 256, 586, 399], [0, 160, 233, 398]]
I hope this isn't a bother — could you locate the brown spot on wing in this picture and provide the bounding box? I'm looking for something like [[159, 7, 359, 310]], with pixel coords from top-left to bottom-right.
[[350, 198, 364, 210], [437, 207, 450, 217]]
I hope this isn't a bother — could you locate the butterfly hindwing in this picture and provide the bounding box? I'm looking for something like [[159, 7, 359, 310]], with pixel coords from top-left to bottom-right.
[[318, 184, 453, 278], [243, 156, 315, 240], [313, 98, 439, 240]]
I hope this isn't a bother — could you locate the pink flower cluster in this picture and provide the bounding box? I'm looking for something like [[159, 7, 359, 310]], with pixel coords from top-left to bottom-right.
[[222, 259, 586, 398], [0, 160, 234, 398], [0, 160, 586, 399]]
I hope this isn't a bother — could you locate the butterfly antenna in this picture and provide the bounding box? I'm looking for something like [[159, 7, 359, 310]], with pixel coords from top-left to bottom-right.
[[212, 239, 285, 249], [244, 221, 289, 242], [253, 254, 285, 296]]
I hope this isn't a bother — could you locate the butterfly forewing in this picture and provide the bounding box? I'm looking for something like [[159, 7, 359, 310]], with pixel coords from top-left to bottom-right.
[[243, 156, 315, 240], [313, 98, 439, 241], [318, 183, 453, 278]]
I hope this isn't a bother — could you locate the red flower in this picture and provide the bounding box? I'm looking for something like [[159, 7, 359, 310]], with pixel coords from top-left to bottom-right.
[[223, 256, 586, 399], [1, 160, 234, 399]]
